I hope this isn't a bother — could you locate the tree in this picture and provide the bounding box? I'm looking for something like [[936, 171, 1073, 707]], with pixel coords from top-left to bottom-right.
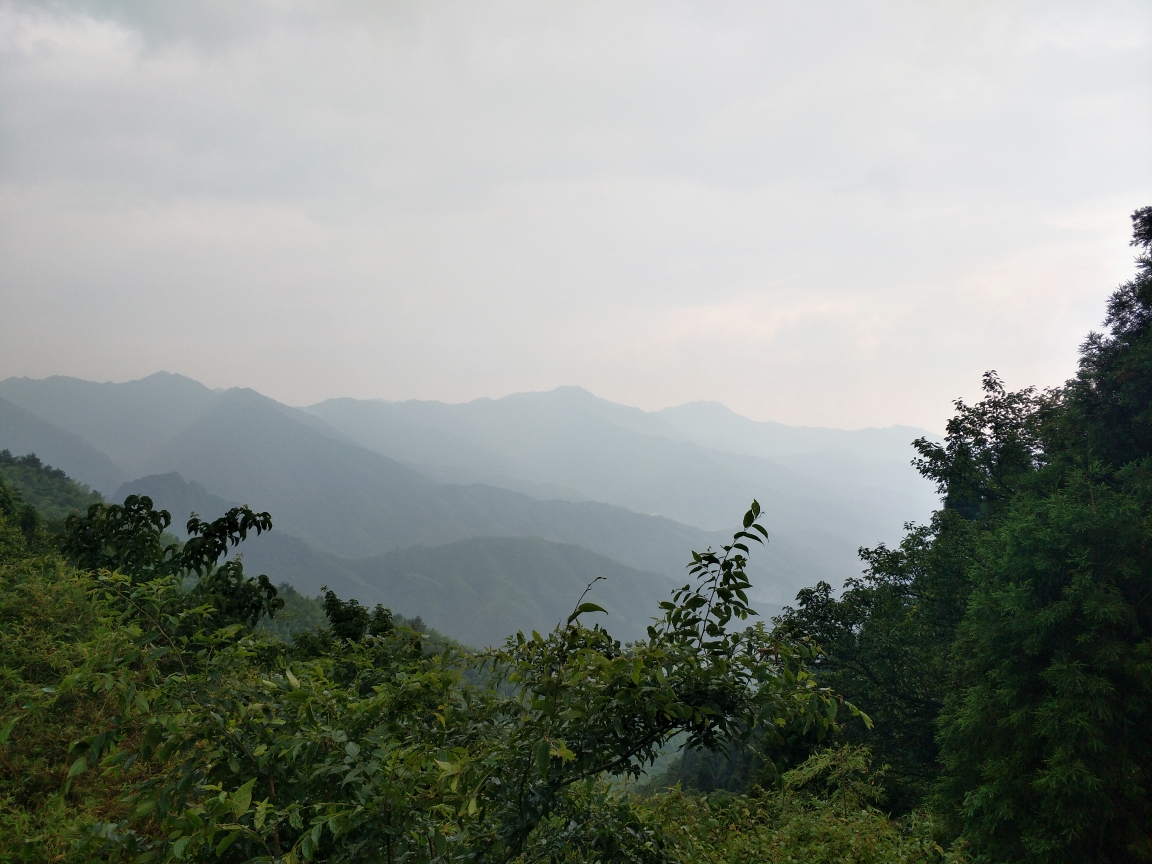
[[772, 368, 1044, 811], [935, 207, 1152, 862], [63, 495, 283, 628]]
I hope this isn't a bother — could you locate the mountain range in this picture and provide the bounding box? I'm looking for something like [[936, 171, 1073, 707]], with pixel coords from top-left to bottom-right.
[[0, 372, 939, 641]]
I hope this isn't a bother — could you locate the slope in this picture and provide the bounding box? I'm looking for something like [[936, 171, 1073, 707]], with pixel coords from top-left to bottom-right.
[[0, 449, 103, 523], [115, 461, 729, 586], [4, 372, 932, 603], [110, 473, 682, 647], [0, 372, 220, 477], [305, 387, 938, 600], [245, 533, 675, 648], [0, 396, 127, 495], [304, 386, 936, 534]]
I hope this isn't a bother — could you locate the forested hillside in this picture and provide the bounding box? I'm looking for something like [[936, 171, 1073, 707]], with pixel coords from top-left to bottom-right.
[[0, 450, 102, 524], [113, 473, 678, 646], [306, 386, 936, 599]]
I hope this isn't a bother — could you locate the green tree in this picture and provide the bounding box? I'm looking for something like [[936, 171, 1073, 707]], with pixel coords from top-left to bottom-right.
[[771, 369, 1044, 810], [935, 207, 1152, 862], [62, 495, 283, 628]]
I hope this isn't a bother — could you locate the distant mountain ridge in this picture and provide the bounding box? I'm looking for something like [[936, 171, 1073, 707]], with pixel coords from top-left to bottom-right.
[[0, 396, 127, 494], [305, 386, 937, 533], [0, 372, 939, 615]]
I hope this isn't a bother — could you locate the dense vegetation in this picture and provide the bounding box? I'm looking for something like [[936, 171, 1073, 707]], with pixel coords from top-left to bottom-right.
[[0, 449, 102, 525], [0, 207, 1148, 862], [767, 207, 1152, 861], [1, 469, 949, 863]]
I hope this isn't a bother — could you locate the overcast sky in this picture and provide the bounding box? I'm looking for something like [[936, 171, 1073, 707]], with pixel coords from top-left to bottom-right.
[[1, 0, 1150, 430]]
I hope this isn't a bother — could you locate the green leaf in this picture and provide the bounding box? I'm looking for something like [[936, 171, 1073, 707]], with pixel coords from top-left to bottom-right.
[[233, 777, 255, 816], [567, 602, 608, 624], [0, 716, 18, 745], [134, 796, 156, 818], [66, 756, 88, 779], [215, 831, 241, 856], [534, 739, 550, 778]]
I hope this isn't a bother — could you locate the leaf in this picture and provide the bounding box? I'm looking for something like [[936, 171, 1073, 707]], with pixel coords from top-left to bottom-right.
[[233, 777, 255, 816], [134, 796, 156, 818], [0, 716, 18, 745], [216, 831, 241, 856], [285, 669, 301, 690], [534, 739, 550, 778], [172, 837, 191, 859], [67, 756, 88, 779], [254, 799, 269, 831], [567, 602, 608, 624], [549, 741, 576, 762]]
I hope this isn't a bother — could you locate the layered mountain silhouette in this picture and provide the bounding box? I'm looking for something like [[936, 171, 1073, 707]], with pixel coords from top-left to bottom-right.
[[0, 372, 938, 640], [0, 396, 126, 493]]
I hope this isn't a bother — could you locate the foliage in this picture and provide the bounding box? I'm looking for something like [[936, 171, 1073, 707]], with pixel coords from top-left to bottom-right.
[[932, 208, 1152, 862], [65, 501, 859, 863], [911, 374, 1049, 522], [62, 495, 283, 628], [773, 509, 976, 811], [0, 479, 41, 559], [0, 477, 899, 864], [936, 462, 1152, 861], [631, 746, 963, 864], [0, 512, 140, 863], [0, 450, 103, 526], [256, 584, 333, 640], [771, 206, 1152, 861], [1057, 205, 1152, 467], [260, 584, 455, 655]]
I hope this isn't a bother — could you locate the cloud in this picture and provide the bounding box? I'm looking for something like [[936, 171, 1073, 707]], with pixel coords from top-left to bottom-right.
[[1, 0, 1149, 429]]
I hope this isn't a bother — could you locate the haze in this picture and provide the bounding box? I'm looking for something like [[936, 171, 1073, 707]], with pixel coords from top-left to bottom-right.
[[2, 0, 1150, 430]]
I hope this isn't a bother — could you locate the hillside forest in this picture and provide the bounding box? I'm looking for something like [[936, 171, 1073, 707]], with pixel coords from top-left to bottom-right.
[[0, 206, 1150, 862]]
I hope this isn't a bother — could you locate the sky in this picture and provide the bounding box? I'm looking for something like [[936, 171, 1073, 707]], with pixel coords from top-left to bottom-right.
[[1, 0, 1150, 431]]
